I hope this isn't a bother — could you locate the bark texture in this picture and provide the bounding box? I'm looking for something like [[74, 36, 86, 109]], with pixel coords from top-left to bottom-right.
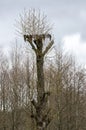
[[24, 34, 54, 130]]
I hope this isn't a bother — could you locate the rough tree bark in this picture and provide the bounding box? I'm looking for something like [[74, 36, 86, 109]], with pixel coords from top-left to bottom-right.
[[24, 34, 54, 130]]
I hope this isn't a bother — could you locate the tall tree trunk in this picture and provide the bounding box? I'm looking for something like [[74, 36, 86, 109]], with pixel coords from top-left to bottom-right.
[[35, 40, 46, 130], [23, 34, 54, 130], [36, 55, 44, 103]]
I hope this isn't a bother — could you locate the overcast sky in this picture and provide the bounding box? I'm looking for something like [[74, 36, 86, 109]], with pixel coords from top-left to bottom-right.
[[0, 0, 86, 65]]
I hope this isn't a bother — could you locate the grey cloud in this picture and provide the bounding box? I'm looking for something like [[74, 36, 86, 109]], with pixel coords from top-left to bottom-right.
[[0, 0, 86, 45], [47, 1, 86, 41]]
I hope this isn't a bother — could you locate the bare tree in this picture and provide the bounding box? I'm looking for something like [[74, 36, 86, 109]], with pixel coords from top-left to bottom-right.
[[0, 51, 10, 130], [17, 9, 54, 130]]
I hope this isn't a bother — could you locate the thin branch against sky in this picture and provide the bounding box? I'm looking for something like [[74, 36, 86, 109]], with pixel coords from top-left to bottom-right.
[[0, 0, 86, 64]]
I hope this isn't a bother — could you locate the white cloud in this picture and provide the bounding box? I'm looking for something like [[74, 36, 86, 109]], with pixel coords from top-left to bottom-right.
[[0, 0, 86, 66], [63, 33, 86, 64]]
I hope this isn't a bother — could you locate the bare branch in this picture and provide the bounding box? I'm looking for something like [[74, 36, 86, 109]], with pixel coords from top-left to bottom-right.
[[16, 9, 52, 36], [24, 35, 37, 54], [42, 40, 54, 56]]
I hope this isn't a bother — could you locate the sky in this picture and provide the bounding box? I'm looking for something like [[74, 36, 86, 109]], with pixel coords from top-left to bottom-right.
[[0, 0, 86, 65]]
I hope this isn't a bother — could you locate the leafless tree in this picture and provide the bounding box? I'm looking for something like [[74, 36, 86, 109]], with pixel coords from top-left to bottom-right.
[[17, 9, 54, 130]]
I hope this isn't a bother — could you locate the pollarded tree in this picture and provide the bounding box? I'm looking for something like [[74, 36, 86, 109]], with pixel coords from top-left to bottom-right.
[[17, 9, 54, 130]]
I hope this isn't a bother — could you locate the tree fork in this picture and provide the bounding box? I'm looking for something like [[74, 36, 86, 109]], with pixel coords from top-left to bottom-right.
[[23, 34, 54, 130]]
